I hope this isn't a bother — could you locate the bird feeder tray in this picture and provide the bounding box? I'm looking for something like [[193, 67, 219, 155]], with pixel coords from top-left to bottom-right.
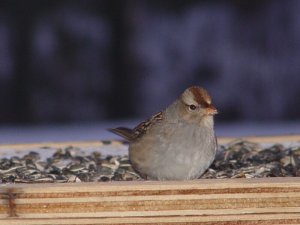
[[0, 135, 300, 225]]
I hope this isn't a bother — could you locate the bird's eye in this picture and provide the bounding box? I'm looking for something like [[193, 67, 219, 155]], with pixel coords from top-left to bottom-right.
[[189, 105, 197, 110]]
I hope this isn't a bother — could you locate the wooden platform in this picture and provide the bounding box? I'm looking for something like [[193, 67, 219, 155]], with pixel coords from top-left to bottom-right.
[[0, 135, 300, 224]]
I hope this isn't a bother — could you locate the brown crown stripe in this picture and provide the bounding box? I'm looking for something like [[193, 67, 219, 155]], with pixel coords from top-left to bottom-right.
[[1, 187, 300, 199], [189, 87, 211, 106]]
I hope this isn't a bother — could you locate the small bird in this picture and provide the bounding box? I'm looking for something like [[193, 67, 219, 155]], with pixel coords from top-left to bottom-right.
[[109, 86, 218, 180]]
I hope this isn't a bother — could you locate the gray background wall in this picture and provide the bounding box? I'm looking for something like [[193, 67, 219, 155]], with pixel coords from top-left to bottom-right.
[[0, 0, 299, 125]]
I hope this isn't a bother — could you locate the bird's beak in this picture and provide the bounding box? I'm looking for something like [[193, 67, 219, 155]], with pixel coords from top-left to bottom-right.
[[205, 105, 218, 115]]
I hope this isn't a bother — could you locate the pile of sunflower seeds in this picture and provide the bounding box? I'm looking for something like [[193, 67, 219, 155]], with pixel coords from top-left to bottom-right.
[[0, 146, 141, 183], [202, 140, 300, 179], [0, 140, 300, 183]]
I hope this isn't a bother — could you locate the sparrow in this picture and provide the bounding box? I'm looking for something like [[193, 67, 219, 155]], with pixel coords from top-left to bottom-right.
[[109, 86, 218, 180]]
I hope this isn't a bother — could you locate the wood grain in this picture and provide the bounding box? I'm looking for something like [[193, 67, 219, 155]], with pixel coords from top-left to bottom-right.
[[0, 178, 300, 224]]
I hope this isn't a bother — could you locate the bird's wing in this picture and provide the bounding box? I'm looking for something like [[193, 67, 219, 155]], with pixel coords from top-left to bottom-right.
[[107, 127, 136, 142], [108, 111, 163, 142], [133, 111, 163, 138]]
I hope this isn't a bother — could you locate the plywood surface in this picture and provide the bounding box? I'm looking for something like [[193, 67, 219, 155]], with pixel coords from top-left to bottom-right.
[[0, 178, 300, 224]]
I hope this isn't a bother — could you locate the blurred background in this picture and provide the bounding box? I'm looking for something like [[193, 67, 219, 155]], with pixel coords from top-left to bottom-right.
[[0, 0, 299, 143]]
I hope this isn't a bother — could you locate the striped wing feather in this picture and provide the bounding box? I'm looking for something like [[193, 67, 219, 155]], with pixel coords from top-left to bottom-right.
[[108, 111, 163, 142]]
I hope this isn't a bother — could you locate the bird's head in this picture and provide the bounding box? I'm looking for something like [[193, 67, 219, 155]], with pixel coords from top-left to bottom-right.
[[177, 86, 217, 124]]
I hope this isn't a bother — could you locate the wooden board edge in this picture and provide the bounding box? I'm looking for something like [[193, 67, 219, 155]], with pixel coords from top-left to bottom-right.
[[0, 134, 299, 151], [1, 177, 300, 191]]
